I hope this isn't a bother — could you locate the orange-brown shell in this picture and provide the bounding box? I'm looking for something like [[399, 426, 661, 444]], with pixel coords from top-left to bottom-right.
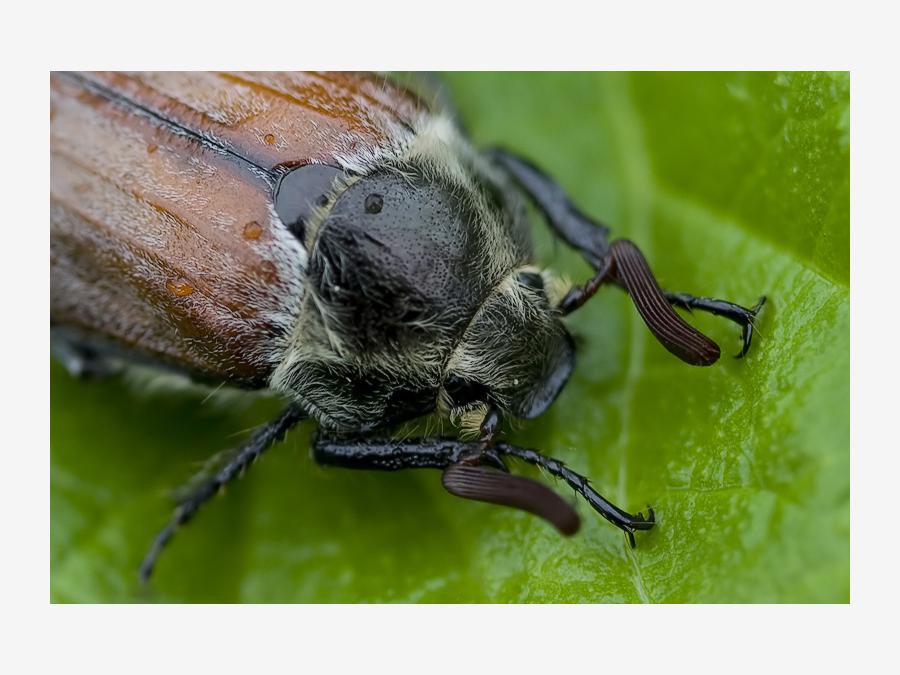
[[50, 71, 428, 387]]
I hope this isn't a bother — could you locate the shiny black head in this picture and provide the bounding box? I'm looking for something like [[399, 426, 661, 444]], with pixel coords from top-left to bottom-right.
[[280, 162, 574, 431], [308, 166, 497, 358]]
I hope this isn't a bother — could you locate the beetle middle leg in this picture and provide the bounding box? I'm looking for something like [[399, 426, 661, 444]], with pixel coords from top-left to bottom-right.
[[488, 147, 765, 358], [139, 402, 308, 582], [51, 327, 120, 379]]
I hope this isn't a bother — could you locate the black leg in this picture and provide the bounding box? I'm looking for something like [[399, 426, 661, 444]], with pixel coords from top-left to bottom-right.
[[666, 293, 767, 358], [419, 72, 467, 132], [489, 146, 765, 360], [487, 147, 611, 267], [312, 432, 653, 545], [139, 403, 308, 582], [51, 328, 119, 379], [312, 435, 507, 472], [493, 443, 654, 547]]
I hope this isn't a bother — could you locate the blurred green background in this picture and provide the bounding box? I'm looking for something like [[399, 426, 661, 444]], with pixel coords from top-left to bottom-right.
[[51, 72, 849, 603]]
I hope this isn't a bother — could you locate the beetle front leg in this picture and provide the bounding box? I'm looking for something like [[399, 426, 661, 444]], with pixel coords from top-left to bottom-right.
[[487, 147, 611, 266], [139, 402, 308, 582], [489, 146, 765, 359], [492, 443, 655, 547], [665, 293, 767, 358], [473, 407, 654, 544], [312, 424, 655, 545], [312, 434, 507, 472], [312, 433, 580, 535]]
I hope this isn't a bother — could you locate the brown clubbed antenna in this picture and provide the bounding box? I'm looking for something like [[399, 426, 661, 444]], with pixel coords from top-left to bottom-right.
[[442, 463, 581, 536], [560, 239, 722, 366], [610, 240, 721, 366]]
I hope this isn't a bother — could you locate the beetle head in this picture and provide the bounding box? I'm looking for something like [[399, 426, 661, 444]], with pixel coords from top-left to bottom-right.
[[284, 161, 573, 432], [443, 269, 575, 421]]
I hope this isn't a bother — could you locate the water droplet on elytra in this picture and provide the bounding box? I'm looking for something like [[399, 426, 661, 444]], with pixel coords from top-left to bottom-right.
[[258, 261, 277, 283], [243, 221, 263, 240], [166, 279, 194, 297]]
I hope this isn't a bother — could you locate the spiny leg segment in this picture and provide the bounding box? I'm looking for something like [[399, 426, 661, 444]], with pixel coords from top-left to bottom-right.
[[313, 407, 654, 547], [139, 403, 307, 582], [489, 147, 765, 360]]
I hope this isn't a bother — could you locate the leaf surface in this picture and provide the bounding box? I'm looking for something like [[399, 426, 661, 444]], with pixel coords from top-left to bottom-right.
[[51, 72, 849, 603]]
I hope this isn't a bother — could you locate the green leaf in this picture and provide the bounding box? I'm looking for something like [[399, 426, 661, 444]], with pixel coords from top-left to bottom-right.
[[51, 72, 849, 603]]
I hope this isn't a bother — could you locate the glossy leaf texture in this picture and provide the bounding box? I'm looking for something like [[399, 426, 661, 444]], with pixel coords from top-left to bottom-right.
[[51, 72, 849, 603]]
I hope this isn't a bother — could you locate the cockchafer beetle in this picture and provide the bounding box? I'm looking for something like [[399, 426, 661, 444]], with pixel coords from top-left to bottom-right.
[[50, 72, 765, 581]]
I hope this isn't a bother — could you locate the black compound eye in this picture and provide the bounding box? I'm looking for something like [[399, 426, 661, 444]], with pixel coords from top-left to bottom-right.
[[445, 375, 489, 407], [364, 193, 384, 214], [274, 164, 343, 242], [517, 271, 545, 292]]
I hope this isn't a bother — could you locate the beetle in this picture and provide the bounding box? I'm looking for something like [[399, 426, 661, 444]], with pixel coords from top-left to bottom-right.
[[50, 72, 765, 581]]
